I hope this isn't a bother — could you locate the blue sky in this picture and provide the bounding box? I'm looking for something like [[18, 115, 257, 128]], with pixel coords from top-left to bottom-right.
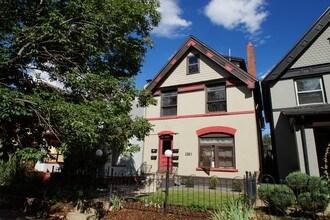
[[136, 0, 329, 88]]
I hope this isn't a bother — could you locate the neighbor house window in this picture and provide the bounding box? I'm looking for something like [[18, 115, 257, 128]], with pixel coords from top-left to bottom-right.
[[295, 77, 325, 105], [161, 90, 177, 116], [199, 134, 235, 168], [206, 83, 226, 112], [187, 54, 199, 74]]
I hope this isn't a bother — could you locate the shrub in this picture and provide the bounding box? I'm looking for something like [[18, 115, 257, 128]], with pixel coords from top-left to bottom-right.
[[258, 184, 295, 213], [209, 176, 219, 189], [0, 157, 28, 186], [298, 192, 328, 213], [232, 179, 243, 192], [185, 176, 195, 188], [307, 176, 328, 194], [110, 195, 123, 210], [209, 196, 254, 220], [297, 176, 329, 214], [285, 172, 309, 195]]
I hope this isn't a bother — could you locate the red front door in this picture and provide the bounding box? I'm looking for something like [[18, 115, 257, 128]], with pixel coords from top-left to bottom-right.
[[159, 135, 173, 172]]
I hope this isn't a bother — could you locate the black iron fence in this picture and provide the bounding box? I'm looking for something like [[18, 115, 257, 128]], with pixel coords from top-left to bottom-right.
[[94, 172, 257, 217], [94, 172, 329, 218]]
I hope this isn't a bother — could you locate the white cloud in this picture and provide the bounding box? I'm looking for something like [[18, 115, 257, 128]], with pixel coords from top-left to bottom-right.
[[29, 68, 64, 89], [204, 0, 268, 34], [258, 65, 274, 80], [152, 0, 192, 38]]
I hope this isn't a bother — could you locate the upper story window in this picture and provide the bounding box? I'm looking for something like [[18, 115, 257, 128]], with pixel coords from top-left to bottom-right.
[[187, 54, 199, 74], [294, 77, 325, 105], [199, 134, 235, 168], [161, 90, 177, 116], [206, 83, 226, 112]]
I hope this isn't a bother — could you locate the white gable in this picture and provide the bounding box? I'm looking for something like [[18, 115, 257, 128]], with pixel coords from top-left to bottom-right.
[[159, 49, 231, 88], [291, 26, 330, 69]]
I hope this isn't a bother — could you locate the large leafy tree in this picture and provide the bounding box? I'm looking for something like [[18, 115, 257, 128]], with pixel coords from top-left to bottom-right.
[[0, 0, 160, 173]]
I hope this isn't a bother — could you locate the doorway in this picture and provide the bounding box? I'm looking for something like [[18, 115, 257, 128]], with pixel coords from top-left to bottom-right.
[[158, 135, 173, 172]]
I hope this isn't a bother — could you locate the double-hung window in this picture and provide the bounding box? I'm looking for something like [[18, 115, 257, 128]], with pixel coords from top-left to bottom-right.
[[161, 90, 177, 116], [187, 54, 199, 74], [295, 77, 325, 105], [199, 134, 235, 168], [206, 83, 226, 112]]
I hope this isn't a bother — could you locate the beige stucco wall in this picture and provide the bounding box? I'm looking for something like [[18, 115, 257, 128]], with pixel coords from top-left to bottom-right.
[[144, 45, 260, 178], [291, 26, 330, 68], [160, 50, 231, 88], [147, 85, 255, 118], [143, 113, 260, 178]]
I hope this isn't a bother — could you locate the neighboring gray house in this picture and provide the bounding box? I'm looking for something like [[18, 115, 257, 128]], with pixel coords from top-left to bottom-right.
[[262, 7, 330, 180]]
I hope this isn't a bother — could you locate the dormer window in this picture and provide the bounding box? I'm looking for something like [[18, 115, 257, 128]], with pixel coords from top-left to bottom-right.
[[187, 54, 199, 74], [294, 77, 325, 105]]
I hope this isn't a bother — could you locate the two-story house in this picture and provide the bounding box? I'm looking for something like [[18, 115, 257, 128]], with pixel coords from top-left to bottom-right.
[[262, 7, 330, 180], [142, 36, 263, 179]]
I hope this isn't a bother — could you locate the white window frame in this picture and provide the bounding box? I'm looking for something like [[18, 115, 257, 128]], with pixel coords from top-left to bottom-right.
[[294, 77, 326, 105]]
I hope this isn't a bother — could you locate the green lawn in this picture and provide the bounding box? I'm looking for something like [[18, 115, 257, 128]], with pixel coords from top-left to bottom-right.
[[137, 188, 241, 209]]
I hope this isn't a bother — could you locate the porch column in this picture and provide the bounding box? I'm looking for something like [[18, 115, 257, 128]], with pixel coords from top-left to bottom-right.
[[304, 128, 319, 176]]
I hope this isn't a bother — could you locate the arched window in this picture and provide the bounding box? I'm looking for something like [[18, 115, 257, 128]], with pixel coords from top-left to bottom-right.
[[196, 126, 236, 169], [199, 133, 235, 169]]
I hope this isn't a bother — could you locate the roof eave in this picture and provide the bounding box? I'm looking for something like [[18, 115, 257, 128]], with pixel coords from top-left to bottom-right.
[[262, 7, 330, 84], [146, 36, 257, 92]]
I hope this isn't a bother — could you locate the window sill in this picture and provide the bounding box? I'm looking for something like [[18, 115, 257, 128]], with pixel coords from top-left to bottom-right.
[[196, 167, 238, 172]]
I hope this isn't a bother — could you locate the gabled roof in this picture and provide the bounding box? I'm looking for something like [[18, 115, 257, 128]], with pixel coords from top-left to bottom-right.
[[146, 36, 257, 92], [262, 7, 330, 122], [263, 7, 330, 83]]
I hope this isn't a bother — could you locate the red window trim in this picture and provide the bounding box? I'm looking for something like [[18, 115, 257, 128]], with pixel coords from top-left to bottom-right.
[[158, 130, 175, 136], [196, 126, 236, 136], [196, 167, 238, 172]]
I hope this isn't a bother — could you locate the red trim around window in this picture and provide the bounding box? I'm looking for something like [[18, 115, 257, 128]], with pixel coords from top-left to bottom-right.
[[177, 84, 204, 92], [196, 167, 238, 172], [196, 126, 237, 136], [157, 130, 175, 136]]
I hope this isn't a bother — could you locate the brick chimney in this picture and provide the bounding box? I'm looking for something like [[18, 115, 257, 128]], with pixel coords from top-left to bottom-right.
[[247, 42, 256, 77]]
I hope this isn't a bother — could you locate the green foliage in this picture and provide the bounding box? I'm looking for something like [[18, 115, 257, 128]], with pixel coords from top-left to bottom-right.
[[262, 134, 272, 158], [0, 157, 29, 186], [110, 195, 123, 210], [285, 172, 310, 194], [258, 184, 295, 213], [0, 0, 160, 174], [285, 172, 329, 214], [308, 176, 328, 194], [185, 176, 195, 188], [16, 148, 48, 162], [297, 176, 329, 214], [298, 192, 328, 213], [232, 179, 243, 192], [209, 176, 219, 189], [187, 204, 207, 212], [209, 196, 254, 220]]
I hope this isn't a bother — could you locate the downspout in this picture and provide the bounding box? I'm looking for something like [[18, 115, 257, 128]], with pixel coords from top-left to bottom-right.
[[300, 115, 310, 175]]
